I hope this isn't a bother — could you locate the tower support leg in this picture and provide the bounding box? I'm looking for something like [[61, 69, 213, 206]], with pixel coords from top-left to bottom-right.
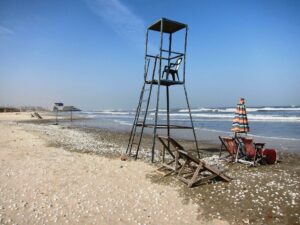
[[183, 84, 200, 158], [165, 86, 170, 162]]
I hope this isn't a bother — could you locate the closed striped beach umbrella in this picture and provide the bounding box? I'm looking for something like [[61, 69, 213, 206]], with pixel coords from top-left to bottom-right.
[[231, 98, 249, 134]]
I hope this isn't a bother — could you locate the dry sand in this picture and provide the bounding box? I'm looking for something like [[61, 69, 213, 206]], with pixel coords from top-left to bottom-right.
[[0, 113, 228, 225], [0, 112, 50, 121]]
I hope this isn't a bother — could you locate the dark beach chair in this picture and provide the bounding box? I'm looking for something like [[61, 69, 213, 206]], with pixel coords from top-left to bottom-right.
[[33, 112, 43, 119], [176, 149, 231, 187], [162, 57, 182, 81], [158, 136, 231, 188], [157, 136, 182, 176], [219, 136, 238, 161]]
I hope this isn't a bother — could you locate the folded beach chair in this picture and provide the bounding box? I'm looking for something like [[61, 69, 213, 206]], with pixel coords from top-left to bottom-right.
[[157, 136, 182, 176], [177, 149, 231, 187], [158, 136, 231, 187], [33, 112, 43, 119], [219, 136, 238, 161]]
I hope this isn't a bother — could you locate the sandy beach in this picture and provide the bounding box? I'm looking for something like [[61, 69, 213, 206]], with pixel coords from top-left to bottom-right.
[[2, 1, 300, 224], [0, 112, 299, 225]]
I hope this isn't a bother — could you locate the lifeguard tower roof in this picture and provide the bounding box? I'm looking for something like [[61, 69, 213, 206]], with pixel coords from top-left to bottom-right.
[[148, 18, 187, 33]]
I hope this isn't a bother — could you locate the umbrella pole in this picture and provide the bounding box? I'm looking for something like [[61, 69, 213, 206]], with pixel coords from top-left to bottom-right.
[[234, 132, 240, 163]]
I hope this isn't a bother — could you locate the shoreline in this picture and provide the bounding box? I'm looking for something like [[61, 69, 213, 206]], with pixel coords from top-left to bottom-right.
[[0, 112, 300, 225], [19, 117, 300, 157], [11, 110, 300, 153]]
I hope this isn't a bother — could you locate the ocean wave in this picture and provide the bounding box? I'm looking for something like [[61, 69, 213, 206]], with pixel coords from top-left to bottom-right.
[[247, 133, 300, 141], [166, 113, 234, 118], [179, 108, 217, 113], [94, 111, 131, 115], [178, 108, 259, 113], [179, 107, 300, 113], [194, 127, 300, 141], [113, 120, 132, 126], [247, 114, 300, 122], [255, 107, 300, 111], [86, 106, 300, 115], [84, 115, 98, 118], [150, 113, 300, 122]]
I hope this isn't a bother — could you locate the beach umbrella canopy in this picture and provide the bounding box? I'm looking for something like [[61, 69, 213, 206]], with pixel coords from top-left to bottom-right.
[[231, 98, 249, 134], [62, 106, 81, 112]]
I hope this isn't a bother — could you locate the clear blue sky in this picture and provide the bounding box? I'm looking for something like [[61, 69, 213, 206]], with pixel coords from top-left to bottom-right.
[[0, 0, 299, 110]]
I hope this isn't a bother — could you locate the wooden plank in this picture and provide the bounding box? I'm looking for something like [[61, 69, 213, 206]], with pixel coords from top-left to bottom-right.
[[194, 174, 218, 185], [158, 135, 231, 187], [157, 159, 175, 171], [157, 136, 175, 159], [161, 164, 176, 171], [188, 163, 204, 188], [178, 176, 190, 184], [203, 164, 231, 182], [177, 160, 188, 177]]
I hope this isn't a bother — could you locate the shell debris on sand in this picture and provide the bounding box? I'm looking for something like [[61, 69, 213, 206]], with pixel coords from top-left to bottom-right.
[[0, 121, 299, 225], [1, 122, 213, 225]]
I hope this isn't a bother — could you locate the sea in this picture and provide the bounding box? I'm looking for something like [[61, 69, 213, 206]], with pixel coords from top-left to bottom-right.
[[65, 106, 300, 153]]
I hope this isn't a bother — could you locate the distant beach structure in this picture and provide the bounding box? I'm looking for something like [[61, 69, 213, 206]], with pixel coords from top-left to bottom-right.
[[0, 107, 20, 112], [53, 102, 64, 111], [53, 103, 81, 123], [53, 103, 64, 124]]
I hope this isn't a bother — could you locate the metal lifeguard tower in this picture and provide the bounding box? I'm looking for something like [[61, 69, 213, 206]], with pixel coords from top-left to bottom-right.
[[126, 18, 199, 162]]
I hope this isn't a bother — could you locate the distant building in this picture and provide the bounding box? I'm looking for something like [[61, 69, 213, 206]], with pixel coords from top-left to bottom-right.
[[52, 103, 81, 122], [52, 103, 80, 112], [0, 107, 20, 112]]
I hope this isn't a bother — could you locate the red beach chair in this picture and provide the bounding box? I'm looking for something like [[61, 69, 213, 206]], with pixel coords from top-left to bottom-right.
[[219, 136, 238, 161], [239, 137, 277, 165], [238, 137, 258, 165]]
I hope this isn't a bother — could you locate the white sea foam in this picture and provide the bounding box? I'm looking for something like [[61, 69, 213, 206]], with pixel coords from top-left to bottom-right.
[[247, 114, 300, 122], [85, 115, 98, 118], [247, 133, 300, 141], [180, 107, 300, 113], [213, 107, 300, 112], [256, 107, 300, 111], [95, 111, 131, 115], [194, 127, 300, 141], [179, 108, 216, 113], [87, 106, 300, 116], [150, 112, 300, 122], [113, 120, 132, 126], [102, 115, 133, 119]]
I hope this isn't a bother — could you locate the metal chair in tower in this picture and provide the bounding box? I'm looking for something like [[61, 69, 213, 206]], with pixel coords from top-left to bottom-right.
[[162, 57, 182, 81]]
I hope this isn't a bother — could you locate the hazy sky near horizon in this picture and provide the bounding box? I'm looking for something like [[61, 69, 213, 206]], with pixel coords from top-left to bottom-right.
[[0, 0, 299, 110]]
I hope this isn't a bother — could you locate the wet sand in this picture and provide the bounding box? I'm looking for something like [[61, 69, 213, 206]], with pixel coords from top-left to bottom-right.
[[0, 112, 299, 225]]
